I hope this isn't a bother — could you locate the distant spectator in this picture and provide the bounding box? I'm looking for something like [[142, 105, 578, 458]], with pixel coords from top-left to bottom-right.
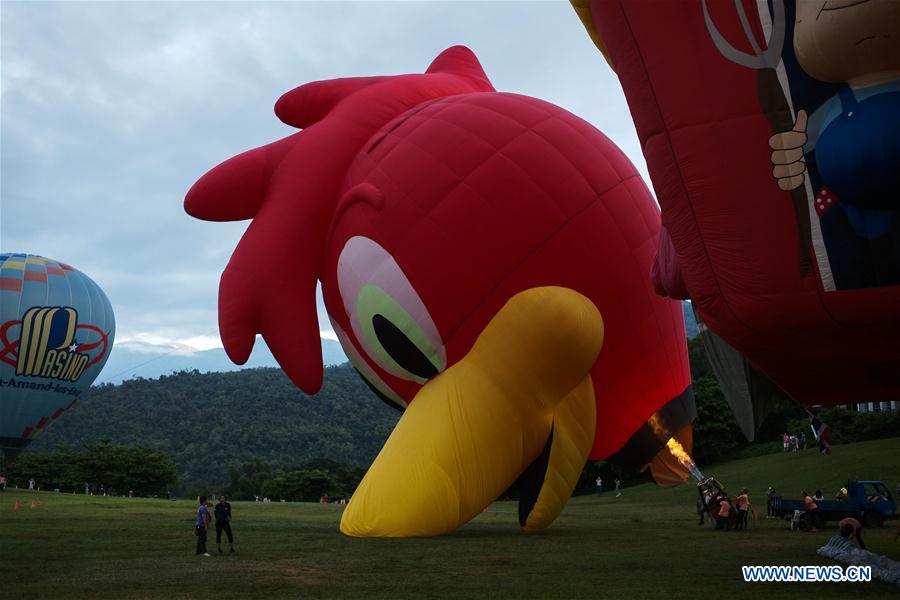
[[28, 478, 35, 491], [196, 496, 211, 556], [813, 490, 824, 502], [766, 486, 777, 517], [782, 433, 789, 451], [614, 479, 621, 498], [595, 476, 603, 496], [800, 432, 807, 450], [838, 517, 865, 550]]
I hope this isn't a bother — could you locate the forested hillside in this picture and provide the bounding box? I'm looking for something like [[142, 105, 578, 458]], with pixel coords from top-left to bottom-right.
[[24, 339, 895, 498], [29, 365, 399, 494]]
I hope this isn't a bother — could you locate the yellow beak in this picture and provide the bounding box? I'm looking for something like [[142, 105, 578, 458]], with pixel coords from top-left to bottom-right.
[[340, 286, 604, 537]]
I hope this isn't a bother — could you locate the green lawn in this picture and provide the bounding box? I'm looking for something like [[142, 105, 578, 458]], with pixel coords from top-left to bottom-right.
[[3, 438, 898, 599]]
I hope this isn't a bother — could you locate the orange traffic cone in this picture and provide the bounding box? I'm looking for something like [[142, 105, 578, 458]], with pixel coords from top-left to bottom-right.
[[14, 499, 21, 511]]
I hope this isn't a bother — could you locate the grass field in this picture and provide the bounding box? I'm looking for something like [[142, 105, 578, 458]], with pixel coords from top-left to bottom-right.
[[3, 438, 899, 599]]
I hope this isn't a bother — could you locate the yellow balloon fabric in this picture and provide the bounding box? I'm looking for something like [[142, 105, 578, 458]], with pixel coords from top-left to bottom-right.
[[340, 287, 604, 537], [522, 376, 596, 532], [570, 0, 615, 70]]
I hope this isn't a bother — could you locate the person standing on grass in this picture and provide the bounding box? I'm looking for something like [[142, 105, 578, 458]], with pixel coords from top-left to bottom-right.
[[196, 495, 211, 556], [716, 495, 732, 530], [765, 486, 776, 517], [215, 495, 235, 553], [614, 478, 621, 498], [596, 476, 603, 496], [733, 489, 750, 530], [802, 491, 820, 532]]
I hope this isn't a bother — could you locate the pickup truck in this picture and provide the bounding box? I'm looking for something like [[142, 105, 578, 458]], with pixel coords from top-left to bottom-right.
[[772, 480, 897, 528]]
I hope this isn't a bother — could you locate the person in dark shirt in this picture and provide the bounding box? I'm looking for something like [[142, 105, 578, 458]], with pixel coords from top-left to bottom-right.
[[215, 495, 235, 553], [765, 486, 777, 517]]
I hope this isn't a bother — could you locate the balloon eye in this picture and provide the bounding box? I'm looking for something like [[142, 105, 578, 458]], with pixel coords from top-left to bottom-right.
[[355, 284, 442, 384], [372, 314, 439, 380], [337, 236, 446, 385]]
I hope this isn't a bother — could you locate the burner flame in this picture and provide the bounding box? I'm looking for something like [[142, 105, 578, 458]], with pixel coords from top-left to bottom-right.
[[666, 437, 704, 481], [645, 413, 704, 482]]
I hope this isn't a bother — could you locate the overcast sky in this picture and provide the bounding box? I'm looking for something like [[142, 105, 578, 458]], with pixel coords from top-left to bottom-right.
[[1, 0, 648, 357]]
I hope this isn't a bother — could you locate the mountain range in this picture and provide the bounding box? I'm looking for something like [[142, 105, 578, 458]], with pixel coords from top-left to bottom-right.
[[98, 302, 696, 383], [98, 338, 347, 384]]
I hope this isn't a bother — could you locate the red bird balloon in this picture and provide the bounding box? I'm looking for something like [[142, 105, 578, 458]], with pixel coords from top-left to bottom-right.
[[186, 46, 692, 536], [575, 0, 900, 407]]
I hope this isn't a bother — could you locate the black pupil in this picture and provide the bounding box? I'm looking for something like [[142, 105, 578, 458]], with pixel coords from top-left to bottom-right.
[[372, 314, 439, 380]]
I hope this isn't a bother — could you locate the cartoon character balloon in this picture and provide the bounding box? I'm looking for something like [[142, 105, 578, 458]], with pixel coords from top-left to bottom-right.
[[0, 254, 114, 460], [186, 47, 693, 537], [574, 0, 900, 406]]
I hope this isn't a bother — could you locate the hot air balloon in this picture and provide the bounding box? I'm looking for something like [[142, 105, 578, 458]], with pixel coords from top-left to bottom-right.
[[574, 0, 900, 408], [186, 46, 693, 537], [0, 253, 115, 460]]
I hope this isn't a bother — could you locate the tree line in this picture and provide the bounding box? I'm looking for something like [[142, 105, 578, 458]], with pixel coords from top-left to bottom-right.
[[3, 440, 176, 496], [224, 457, 366, 501]]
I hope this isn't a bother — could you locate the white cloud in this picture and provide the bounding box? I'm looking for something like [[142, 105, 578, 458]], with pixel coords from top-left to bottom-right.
[[115, 336, 207, 356]]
